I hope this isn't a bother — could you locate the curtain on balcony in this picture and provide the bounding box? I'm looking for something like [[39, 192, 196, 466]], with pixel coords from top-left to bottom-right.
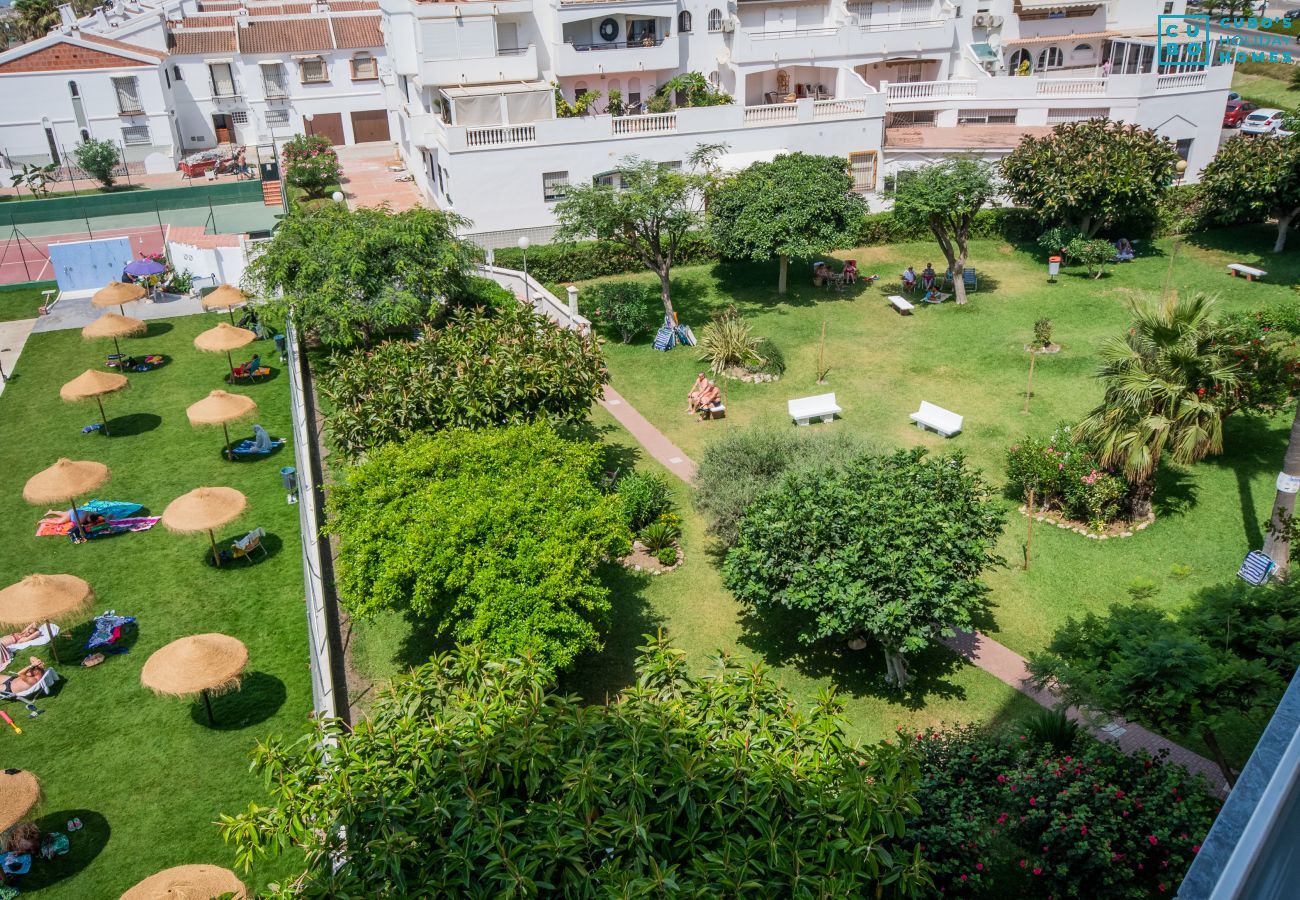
[[505, 90, 552, 124]]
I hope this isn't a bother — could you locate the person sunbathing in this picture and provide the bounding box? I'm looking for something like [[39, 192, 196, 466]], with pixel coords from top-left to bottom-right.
[[1, 658, 47, 695], [686, 373, 711, 413], [40, 509, 106, 528], [0, 624, 41, 670], [694, 381, 722, 416]]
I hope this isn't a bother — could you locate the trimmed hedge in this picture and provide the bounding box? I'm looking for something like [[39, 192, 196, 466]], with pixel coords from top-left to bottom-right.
[[492, 232, 718, 284]]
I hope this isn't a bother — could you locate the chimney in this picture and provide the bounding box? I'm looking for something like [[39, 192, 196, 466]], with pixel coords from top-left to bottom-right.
[[57, 3, 77, 28]]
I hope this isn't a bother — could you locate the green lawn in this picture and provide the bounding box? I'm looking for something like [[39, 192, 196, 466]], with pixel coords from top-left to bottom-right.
[[0, 282, 54, 323], [575, 227, 1297, 765], [1231, 61, 1297, 108], [0, 186, 145, 204], [0, 315, 308, 896]]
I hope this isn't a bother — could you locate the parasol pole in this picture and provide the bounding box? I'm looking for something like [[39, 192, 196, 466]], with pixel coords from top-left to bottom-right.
[[224, 350, 235, 382], [208, 528, 222, 568], [222, 423, 231, 459], [202, 689, 216, 724], [95, 396, 110, 435], [227, 307, 235, 325], [45, 619, 59, 663], [112, 336, 122, 359]]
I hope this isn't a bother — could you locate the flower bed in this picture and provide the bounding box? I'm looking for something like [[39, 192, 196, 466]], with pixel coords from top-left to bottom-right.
[[1006, 427, 1130, 532]]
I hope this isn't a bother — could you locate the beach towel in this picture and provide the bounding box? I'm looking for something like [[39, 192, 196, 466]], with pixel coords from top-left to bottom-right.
[[86, 611, 136, 652], [82, 517, 160, 538], [80, 500, 143, 520]]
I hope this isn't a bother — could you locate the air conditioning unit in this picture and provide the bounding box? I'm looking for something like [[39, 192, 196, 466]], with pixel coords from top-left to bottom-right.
[[972, 13, 989, 26], [720, 19, 735, 32], [990, 15, 1004, 27]]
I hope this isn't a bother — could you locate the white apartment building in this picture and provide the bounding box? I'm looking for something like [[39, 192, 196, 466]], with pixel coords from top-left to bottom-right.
[[379, 0, 1233, 245], [0, 0, 1233, 247], [0, 0, 388, 175]]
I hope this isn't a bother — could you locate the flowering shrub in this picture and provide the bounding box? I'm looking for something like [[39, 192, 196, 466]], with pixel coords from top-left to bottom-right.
[[1212, 309, 1300, 416], [907, 726, 1218, 898], [282, 133, 341, 199], [1006, 426, 1129, 527]]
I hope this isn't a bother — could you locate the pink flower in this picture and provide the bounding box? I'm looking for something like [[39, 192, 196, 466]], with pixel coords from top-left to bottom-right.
[[1081, 826, 1088, 835], [1019, 860, 1027, 869], [1193, 845, 1201, 854], [997, 775, 1006, 783], [997, 813, 1008, 825], [960, 874, 968, 882], [1033, 867, 1042, 876], [1149, 835, 1159, 846], [1159, 885, 1167, 893], [976, 863, 984, 871], [1030, 797, 1037, 806]]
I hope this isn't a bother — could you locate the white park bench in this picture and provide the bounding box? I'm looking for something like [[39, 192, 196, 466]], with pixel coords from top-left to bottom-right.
[[1228, 263, 1267, 282], [910, 401, 963, 437], [788, 393, 841, 426], [888, 294, 915, 315]]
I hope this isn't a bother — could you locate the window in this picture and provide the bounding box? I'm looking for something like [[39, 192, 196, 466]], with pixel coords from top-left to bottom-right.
[[209, 63, 236, 97], [1163, 2, 1174, 13], [266, 108, 290, 126], [1175, 138, 1193, 162], [848, 150, 877, 194], [707, 8, 722, 31], [121, 125, 151, 145], [173, 65, 182, 81], [1008, 48, 1032, 73], [886, 110, 936, 127], [1047, 107, 1108, 124], [1037, 46, 1064, 70], [112, 76, 143, 113], [68, 81, 79, 98], [231, 111, 249, 125], [299, 57, 328, 84], [164, 68, 170, 89], [351, 52, 378, 81], [892, 62, 925, 84], [678, 10, 692, 32], [957, 108, 1017, 125], [542, 170, 569, 201], [262, 63, 289, 98]]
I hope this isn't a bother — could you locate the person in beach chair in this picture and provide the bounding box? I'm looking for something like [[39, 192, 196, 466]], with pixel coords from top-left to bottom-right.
[[231, 354, 263, 381], [230, 424, 285, 458], [0, 657, 58, 701]]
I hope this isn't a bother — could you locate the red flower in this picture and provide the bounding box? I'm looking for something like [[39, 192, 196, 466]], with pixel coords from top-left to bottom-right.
[[997, 775, 1006, 783], [976, 863, 984, 871], [1033, 868, 1042, 876], [1081, 826, 1088, 835], [1193, 845, 1201, 854], [1020, 860, 1027, 868], [960, 874, 968, 882]]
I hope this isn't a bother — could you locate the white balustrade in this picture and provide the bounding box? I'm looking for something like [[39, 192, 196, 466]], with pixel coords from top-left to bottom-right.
[[885, 80, 977, 101], [465, 125, 537, 147], [611, 112, 678, 135], [813, 98, 868, 119], [743, 103, 798, 125], [1035, 77, 1109, 96], [1157, 71, 1208, 90]]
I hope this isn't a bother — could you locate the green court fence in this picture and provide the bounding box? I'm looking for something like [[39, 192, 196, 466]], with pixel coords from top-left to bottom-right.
[[0, 180, 264, 226]]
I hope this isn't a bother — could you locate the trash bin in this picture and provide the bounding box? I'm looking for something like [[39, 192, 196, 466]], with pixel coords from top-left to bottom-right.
[[280, 466, 297, 492], [1048, 256, 1062, 282], [273, 334, 287, 358]]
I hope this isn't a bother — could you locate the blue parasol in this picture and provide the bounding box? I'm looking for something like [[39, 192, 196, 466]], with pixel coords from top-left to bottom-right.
[[123, 258, 166, 277]]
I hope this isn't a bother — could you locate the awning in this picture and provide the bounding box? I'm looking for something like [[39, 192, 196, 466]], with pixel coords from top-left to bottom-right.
[[1004, 30, 1120, 46], [716, 148, 788, 173], [442, 81, 551, 98], [1016, 0, 1104, 9], [202, 57, 234, 64], [256, 59, 285, 66]]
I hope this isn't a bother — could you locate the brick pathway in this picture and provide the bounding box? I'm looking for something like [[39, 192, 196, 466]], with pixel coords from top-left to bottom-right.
[[601, 387, 1229, 793]]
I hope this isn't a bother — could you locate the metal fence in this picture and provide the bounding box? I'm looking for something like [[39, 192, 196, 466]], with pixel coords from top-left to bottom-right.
[[285, 319, 350, 724]]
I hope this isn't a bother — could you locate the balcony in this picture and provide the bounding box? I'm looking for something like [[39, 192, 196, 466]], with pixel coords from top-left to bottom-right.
[[552, 34, 680, 77], [881, 65, 1231, 109], [419, 95, 886, 153], [731, 19, 954, 65], [421, 45, 539, 89]]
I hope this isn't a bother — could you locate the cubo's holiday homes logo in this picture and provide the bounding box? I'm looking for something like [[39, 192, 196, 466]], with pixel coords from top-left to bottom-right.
[[1158, 14, 1210, 68]]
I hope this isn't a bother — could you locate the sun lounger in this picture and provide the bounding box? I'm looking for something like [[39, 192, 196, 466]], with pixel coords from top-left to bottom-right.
[[230, 425, 285, 458], [225, 527, 268, 565], [0, 666, 59, 701], [1238, 550, 1276, 585], [910, 401, 963, 437]]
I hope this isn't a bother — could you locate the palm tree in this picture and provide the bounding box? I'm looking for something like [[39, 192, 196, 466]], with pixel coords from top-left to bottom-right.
[[12, 0, 61, 40], [1077, 294, 1240, 519]]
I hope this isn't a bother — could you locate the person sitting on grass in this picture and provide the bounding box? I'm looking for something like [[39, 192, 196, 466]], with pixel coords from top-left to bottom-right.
[[1114, 237, 1135, 262], [686, 373, 711, 413], [694, 380, 722, 417], [1, 658, 48, 696]]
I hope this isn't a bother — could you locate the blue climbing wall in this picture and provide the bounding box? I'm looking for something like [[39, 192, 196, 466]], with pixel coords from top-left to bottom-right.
[[48, 237, 133, 292]]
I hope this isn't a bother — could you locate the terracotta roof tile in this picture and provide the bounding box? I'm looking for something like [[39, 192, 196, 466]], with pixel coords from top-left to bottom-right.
[[177, 15, 235, 26], [236, 17, 334, 54], [248, 4, 313, 15], [80, 33, 169, 60], [170, 28, 238, 55], [330, 15, 382, 49], [330, 1, 381, 10]]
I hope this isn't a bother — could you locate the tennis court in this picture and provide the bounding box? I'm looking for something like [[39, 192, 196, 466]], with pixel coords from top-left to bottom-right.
[[0, 200, 279, 286]]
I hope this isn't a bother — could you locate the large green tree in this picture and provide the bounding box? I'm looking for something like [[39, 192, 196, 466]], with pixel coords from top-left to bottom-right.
[[1028, 594, 1290, 788], [1000, 120, 1180, 237], [243, 203, 473, 348], [554, 150, 716, 324], [891, 157, 996, 305], [219, 636, 930, 897], [318, 299, 607, 457], [1199, 133, 1300, 252], [723, 448, 1005, 688], [706, 152, 864, 294], [328, 423, 629, 673], [1076, 294, 1240, 519], [11, 0, 96, 41]]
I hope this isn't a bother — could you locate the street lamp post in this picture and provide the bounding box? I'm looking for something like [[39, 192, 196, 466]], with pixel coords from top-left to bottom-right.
[[517, 235, 531, 306]]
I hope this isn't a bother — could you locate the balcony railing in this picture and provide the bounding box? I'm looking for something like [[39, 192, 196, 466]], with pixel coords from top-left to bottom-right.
[[497, 46, 530, 56], [813, 98, 868, 120], [263, 77, 290, 99], [743, 102, 798, 125], [570, 37, 666, 51], [612, 112, 677, 135], [750, 25, 838, 40], [117, 100, 145, 115], [1035, 77, 1108, 96], [856, 18, 947, 32], [1157, 71, 1208, 90], [466, 124, 536, 147], [886, 80, 977, 101], [211, 83, 241, 99]]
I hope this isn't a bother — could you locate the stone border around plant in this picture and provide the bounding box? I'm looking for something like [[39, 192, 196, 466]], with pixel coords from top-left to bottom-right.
[[1023, 343, 1062, 354], [621, 540, 684, 575], [1018, 504, 1153, 540]]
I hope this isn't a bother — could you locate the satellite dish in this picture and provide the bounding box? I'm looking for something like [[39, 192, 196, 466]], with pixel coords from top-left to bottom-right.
[[988, 33, 1002, 51]]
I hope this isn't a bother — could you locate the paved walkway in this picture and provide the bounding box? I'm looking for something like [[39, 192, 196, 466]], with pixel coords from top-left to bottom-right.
[[0, 318, 37, 398], [335, 143, 424, 213], [33, 291, 206, 333], [599, 385, 697, 482], [601, 385, 1228, 792]]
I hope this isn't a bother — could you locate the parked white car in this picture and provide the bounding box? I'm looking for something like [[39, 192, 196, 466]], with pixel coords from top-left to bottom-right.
[[1241, 108, 1285, 135]]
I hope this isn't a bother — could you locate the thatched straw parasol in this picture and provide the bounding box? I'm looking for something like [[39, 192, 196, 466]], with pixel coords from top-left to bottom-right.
[[92, 281, 147, 316], [202, 284, 249, 324], [23, 458, 110, 533], [0, 574, 93, 663], [186, 390, 258, 459], [141, 633, 248, 724], [120, 863, 247, 899], [60, 369, 129, 434], [0, 770, 41, 833], [193, 323, 256, 382], [162, 487, 247, 567], [83, 312, 147, 359]]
